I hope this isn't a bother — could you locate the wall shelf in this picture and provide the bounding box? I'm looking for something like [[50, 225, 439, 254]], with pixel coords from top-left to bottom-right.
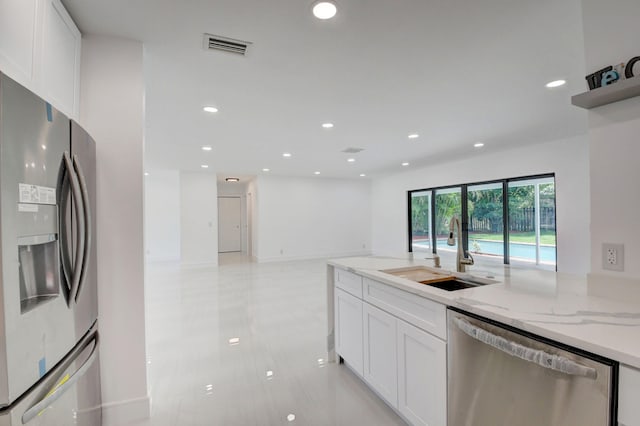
[[571, 75, 640, 109]]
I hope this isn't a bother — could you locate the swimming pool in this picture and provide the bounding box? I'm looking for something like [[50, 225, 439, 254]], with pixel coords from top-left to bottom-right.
[[413, 239, 556, 264]]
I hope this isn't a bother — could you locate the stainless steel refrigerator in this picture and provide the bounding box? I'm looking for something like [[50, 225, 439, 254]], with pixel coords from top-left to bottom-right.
[[0, 73, 101, 425]]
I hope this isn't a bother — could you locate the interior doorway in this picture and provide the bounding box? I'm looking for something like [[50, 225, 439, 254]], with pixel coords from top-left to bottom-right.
[[216, 175, 256, 264], [218, 196, 242, 253]]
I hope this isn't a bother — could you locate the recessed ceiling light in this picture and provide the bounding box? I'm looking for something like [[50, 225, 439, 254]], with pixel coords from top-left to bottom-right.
[[545, 79, 566, 88], [322, 122, 334, 128], [312, 1, 337, 19], [314, 171, 321, 175], [262, 168, 270, 172], [203, 106, 218, 113], [408, 134, 419, 139], [359, 173, 366, 177], [228, 337, 240, 345], [201, 165, 209, 169], [202, 146, 213, 151], [402, 162, 410, 166], [287, 414, 296, 422], [347, 158, 355, 163], [283, 152, 292, 158], [144, 172, 149, 176], [474, 142, 485, 148], [225, 177, 240, 182]]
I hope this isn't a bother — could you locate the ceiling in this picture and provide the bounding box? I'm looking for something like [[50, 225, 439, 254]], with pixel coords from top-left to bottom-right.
[[62, 0, 588, 179]]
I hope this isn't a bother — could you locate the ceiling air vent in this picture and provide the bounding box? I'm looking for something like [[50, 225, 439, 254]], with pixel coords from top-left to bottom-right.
[[342, 147, 364, 154], [203, 33, 251, 55]]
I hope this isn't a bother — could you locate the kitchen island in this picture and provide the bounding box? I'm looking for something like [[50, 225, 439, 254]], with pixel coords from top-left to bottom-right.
[[327, 255, 640, 426]]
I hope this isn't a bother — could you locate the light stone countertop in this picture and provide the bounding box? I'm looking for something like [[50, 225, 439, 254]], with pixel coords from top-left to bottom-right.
[[328, 255, 640, 369]]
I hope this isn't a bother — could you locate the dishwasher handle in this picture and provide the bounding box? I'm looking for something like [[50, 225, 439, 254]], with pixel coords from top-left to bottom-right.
[[452, 316, 598, 379]]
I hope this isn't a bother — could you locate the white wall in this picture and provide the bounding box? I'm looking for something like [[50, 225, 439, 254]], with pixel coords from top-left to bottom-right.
[[144, 170, 180, 261], [255, 175, 372, 262], [180, 171, 218, 265], [79, 36, 149, 424], [371, 135, 590, 275], [582, 0, 640, 279]]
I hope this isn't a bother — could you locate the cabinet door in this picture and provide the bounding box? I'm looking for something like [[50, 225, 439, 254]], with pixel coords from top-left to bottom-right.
[[363, 303, 398, 408], [0, 0, 40, 85], [41, 0, 80, 117], [335, 288, 363, 376], [397, 320, 446, 426], [619, 365, 640, 426]]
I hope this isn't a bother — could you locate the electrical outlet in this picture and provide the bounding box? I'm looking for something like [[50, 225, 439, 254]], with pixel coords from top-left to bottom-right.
[[602, 243, 624, 272]]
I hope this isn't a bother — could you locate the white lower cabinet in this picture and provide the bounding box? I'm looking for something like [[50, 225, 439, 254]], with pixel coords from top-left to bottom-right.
[[333, 273, 447, 426], [335, 287, 364, 376], [363, 303, 398, 407], [397, 320, 447, 426], [619, 364, 640, 426]]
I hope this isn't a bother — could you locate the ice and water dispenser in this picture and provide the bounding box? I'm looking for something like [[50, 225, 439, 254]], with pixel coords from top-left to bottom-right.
[[18, 233, 60, 313], [16, 185, 62, 314]]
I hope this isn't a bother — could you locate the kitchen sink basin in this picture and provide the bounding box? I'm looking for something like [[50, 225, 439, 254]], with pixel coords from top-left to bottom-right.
[[380, 266, 498, 291], [421, 278, 488, 291], [381, 266, 455, 283]]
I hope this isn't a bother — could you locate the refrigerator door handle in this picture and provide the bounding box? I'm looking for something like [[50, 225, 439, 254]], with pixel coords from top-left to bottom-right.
[[72, 154, 91, 303], [452, 316, 598, 379], [62, 151, 86, 305], [21, 332, 99, 424], [58, 156, 73, 301]]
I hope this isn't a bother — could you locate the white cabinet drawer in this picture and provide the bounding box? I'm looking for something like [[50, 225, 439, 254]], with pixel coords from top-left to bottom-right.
[[334, 268, 363, 298], [363, 278, 446, 340], [619, 364, 640, 426]]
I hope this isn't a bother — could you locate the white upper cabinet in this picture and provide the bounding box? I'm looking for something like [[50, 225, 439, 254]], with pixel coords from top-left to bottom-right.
[[0, 0, 80, 118], [0, 0, 40, 86], [41, 0, 81, 118]]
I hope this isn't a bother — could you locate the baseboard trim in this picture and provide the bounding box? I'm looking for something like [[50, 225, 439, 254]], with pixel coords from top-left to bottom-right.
[[102, 394, 151, 426]]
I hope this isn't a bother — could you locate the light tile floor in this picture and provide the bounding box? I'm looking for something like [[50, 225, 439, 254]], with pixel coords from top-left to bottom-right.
[[137, 256, 406, 425]]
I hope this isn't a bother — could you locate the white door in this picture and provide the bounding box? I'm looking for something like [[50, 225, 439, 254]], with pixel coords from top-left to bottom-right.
[[218, 197, 242, 252], [397, 320, 447, 426], [363, 303, 398, 408]]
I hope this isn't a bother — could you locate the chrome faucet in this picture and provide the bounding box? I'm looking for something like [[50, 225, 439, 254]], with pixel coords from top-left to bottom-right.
[[447, 216, 474, 272]]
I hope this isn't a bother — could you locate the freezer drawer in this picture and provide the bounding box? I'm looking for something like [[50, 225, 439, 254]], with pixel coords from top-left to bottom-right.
[[0, 325, 101, 426], [447, 308, 617, 426]]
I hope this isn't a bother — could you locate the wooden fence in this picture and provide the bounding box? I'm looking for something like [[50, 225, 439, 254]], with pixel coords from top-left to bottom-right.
[[469, 207, 555, 233]]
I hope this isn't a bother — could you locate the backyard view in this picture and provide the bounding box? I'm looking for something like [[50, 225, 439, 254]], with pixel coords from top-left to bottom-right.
[[410, 176, 556, 266]]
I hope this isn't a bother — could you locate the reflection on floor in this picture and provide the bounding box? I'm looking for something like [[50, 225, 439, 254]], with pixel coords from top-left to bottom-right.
[[137, 258, 406, 425], [218, 251, 254, 266]]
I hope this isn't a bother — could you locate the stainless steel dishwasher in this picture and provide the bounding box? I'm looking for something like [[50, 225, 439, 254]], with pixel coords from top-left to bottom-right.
[[447, 308, 617, 426]]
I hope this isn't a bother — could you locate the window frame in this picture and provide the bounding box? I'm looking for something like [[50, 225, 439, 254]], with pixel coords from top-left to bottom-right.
[[407, 173, 556, 270]]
